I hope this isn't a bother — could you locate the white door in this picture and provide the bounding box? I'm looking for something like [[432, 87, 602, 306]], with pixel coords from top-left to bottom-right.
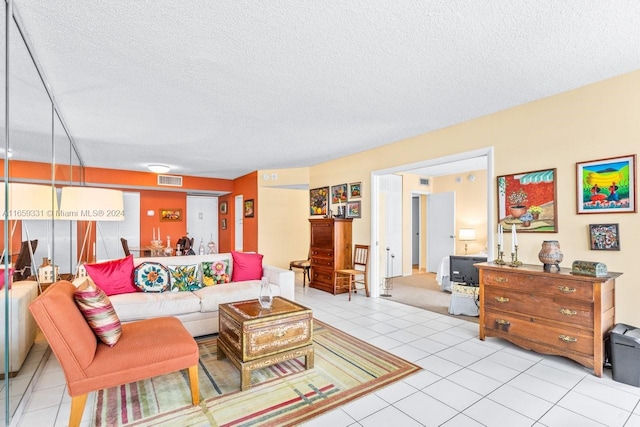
[[186, 195, 218, 252], [234, 195, 243, 251], [412, 196, 419, 266], [427, 191, 455, 272]]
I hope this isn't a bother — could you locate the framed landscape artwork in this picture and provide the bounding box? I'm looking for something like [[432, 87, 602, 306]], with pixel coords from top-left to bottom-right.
[[577, 154, 636, 214], [589, 223, 619, 250], [159, 208, 182, 222], [309, 186, 329, 216], [497, 168, 557, 233], [219, 201, 228, 214]]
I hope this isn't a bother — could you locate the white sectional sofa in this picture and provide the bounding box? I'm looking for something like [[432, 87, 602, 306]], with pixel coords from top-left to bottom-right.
[[0, 280, 38, 375], [76, 253, 295, 337]]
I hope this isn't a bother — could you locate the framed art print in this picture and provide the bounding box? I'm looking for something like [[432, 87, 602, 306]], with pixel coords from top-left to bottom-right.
[[348, 182, 362, 199], [244, 199, 254, 218], [577, 154, 636, 214], [219, 201, 228, 215], [309, 187, 329, 216], [159, 208, 182, 222], [331, 183, 348, 204], [346, 200, 361, 218], [497, 168, 557, 233], [589, 223, 619, 250], [221, 218, 227, 230]]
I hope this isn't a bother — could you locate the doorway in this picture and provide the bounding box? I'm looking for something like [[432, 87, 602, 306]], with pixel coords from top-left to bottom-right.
[[370, 147, 494, 298]]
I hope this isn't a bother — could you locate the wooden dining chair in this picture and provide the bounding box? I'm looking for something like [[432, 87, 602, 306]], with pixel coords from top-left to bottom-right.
[[335, 244, 370, 301], [120, 237, 131, 256]]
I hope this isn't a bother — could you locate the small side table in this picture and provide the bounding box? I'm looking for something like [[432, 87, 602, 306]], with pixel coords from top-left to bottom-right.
[[217, 297, 314, 390]]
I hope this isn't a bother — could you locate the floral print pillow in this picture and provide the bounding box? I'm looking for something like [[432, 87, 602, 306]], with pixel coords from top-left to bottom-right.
[[134, 262, 170, 292], [169, 264, 201, 292], [202, 260, 230, 286]]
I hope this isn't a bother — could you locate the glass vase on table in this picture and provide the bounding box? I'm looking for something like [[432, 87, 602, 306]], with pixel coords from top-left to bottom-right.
[[258, 276, 273, 309]]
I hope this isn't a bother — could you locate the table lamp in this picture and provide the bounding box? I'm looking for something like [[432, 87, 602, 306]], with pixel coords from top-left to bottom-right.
[[1, 183, 59, 292], [59, 186, 124, 276], [458, 228, 476, 255]]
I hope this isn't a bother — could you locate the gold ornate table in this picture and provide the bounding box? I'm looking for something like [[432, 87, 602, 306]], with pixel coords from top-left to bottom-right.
[[217, 297, 314, 390]]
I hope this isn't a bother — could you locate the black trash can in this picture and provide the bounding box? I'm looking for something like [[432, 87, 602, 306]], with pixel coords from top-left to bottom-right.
[[610, 323, 640, 387]]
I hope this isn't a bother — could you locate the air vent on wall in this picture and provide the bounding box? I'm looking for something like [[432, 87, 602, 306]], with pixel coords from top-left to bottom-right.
[[157, 174, 183, 187], [419, 178, 430, 186]]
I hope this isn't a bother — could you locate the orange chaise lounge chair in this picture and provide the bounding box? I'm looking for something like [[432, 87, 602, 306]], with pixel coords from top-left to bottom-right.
[[29, 280, 200, 427]]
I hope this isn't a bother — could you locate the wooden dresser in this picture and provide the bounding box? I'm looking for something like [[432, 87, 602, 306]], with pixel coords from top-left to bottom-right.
[[308, 218, 352, 294], [478, 262, 621, 377]]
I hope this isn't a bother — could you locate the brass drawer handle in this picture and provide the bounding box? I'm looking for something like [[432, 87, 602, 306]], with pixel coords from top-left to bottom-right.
[[560, 308, 577, 316], [495, 277, 507, 283], [495, 318, 510, 326], [558, 286, 576, 293], [495, 296, 510, 303], [559, 334, 577, 343]]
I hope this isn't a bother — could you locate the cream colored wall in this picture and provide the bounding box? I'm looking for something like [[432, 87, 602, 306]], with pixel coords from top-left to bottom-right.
[[400, 173, 432, 274], [433, 169, 488, 256], [308, 70, 640, 325], [257, 168, 310, 269]]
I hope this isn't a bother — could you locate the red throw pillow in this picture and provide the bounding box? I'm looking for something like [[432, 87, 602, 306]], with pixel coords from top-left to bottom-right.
[[84, 255, 137, 296], [231, 251, 264, 281]]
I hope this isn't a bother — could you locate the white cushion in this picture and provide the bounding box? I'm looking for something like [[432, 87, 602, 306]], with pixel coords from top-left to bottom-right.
[[109, 291, 201, 322], [194, 279, 277, 313]]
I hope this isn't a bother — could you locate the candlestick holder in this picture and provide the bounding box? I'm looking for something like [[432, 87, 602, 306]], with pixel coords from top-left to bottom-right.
[[509, 245, 523, 267], [494, 244, 506, 265]]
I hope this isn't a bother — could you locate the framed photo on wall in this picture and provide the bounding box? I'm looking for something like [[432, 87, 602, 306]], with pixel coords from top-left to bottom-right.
[[349, 182, 362, 199], [309, 186, 329, 216], [219, 201, 228, 214], [577, 154, 636, 214], [497, 168, 557, 233], [221, 218, 227, 230], [589, 223, 619, 250], [346, 201, 361, 218], [244, 199, 254, 218]]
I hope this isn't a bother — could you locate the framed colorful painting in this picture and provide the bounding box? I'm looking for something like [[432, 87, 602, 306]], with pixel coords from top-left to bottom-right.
[[589, 223, 619, 251], [346, 201, 361, 218], [309, 186, 329, 216], [348, 182, 362, 199], [159, 208, 182, 222], [244, 199, 254, 218], [497, 168, 557, 233], [330, 183, 348, 205], [577, 154, 636, 214]]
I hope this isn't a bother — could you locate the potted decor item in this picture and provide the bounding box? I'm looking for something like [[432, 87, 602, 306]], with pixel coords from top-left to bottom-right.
[[538, 240, 563, 272], [528, 205, 543, 219], [519, 212, 534, 227], [508, 189, 528, 218]]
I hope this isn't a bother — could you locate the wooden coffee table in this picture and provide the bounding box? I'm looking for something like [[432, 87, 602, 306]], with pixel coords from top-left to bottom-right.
[[217, 297, 314, 390]]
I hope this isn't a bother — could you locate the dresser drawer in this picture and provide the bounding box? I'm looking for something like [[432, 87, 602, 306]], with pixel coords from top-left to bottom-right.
[[311, 257, 334, 269], [483, 270, 593, 301], [484, 311, 594, 356], [484, 287, 594, 328], [311, 248, 333, 258], [311, 267, 334, 285]]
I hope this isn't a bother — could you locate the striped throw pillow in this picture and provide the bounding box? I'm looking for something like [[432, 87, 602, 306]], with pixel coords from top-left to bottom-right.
[[74, 279, 122, 346]]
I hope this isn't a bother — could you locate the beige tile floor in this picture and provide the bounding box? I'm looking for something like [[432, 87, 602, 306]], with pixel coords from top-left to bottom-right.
[[9, 274, 640, 426]]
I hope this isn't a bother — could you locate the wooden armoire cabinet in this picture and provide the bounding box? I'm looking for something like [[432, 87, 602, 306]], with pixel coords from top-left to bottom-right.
[[308, 218, 353, 294]]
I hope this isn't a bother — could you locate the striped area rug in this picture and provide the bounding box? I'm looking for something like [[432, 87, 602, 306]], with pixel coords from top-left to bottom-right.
[[92, 320, 421, 426]]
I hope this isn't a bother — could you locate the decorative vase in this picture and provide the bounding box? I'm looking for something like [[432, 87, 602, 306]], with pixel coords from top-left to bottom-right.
[[258, 276, 273, 309], [538, 240, 563, 272]]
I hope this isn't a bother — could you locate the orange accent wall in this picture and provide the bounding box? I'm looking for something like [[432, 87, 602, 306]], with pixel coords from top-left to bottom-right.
[[139, 191, 187, 246], [223, 172, 258, 253]]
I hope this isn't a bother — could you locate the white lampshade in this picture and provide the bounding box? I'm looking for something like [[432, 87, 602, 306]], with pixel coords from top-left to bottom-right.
[[59, 186, 125, 221], [458, 228, 476, 241], [1, 183, 59, 220]]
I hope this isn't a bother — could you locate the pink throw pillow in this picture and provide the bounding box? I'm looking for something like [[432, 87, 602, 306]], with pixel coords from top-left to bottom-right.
[[231, 251, 264, 281], [84, 255, 137, 296]]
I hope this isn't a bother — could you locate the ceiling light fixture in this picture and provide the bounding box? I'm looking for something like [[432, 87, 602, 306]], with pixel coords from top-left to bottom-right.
[[148, 164, 170, 174]]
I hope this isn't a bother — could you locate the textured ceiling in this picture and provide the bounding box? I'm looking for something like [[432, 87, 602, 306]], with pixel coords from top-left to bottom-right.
[[5, 1, 640, 179]]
